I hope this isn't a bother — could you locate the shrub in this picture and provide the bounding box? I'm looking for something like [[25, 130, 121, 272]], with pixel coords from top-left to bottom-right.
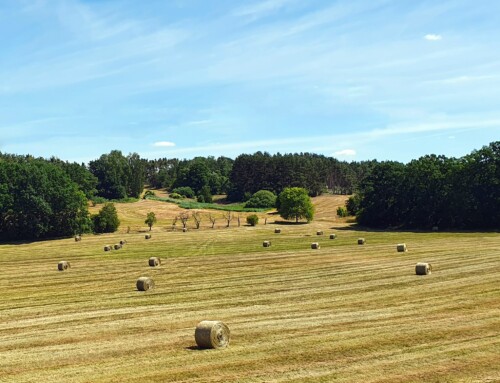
[[246, 214, 259, 226], [197, 195, 205, 203], [346, 194, 361, 216], [92, 203, 120, 233], [245, 190, 277, 209], [170, 192, 183, 199], [337, 206, 348, 217], [171, 186, 195, 198], [143, 190, 156, 199]]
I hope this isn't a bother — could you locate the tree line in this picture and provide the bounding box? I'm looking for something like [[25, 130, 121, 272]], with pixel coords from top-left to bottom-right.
[[348, 142, 499, 230], [1, 141, 498, 240]]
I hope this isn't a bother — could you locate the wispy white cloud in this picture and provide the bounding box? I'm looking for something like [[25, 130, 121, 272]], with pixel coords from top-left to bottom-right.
[[153, 141, 176, 147], [424, 34, 442, 41], [334, 149, 356, 157]]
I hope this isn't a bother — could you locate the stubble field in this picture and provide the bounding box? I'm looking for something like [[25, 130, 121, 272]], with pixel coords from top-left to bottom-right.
[[0, 195, 499, 382]]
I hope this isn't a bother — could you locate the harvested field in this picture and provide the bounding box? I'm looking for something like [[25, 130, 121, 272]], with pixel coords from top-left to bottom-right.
[[0, 195, 499, 383]]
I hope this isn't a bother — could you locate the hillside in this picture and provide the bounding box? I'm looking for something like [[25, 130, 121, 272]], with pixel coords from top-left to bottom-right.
[[1, 196, 499, 383]]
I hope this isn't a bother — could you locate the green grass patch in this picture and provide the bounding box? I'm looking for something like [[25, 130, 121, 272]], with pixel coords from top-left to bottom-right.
[[146, 195, 269, 212]]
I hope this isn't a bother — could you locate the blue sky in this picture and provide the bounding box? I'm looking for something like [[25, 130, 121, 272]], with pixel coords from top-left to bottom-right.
[[1, 0, 499, 164]]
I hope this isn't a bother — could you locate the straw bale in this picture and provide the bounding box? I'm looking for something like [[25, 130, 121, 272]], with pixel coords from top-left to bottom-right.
[[136, 277, 155, 291], [195, 320, 230, 349], [329, 234, 336, 239], [311, 242, 320, 249], [145, 234, 152, 239], [114, 244, 122, 250], [58, 261, 70, 271], [263, 240, 271, 247], [183, 227, 188, 232], [316, 230, 323, 236], [358, 238, 365, 245], [104, 245, 112, 252], [149, 257, 161, 267], [274, 228, 281, 234], [74, 235, 81, 242], [415, 262, 432, 275], [119, 240, 127, 245], [397, 243, 407, 252]]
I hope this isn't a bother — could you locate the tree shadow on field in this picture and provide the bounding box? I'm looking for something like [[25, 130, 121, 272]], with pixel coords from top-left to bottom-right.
[[273, 220, 310, 225]]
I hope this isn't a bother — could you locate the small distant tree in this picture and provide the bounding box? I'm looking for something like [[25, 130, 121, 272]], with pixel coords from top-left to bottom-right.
[[246, 214, 259, 226], [171, 216, 178, 231], [179, 212, 189, 228], [278, 187, 315, 223], [92, 203, 120, 233], [223, 211, 233, 227], [209, 213, 216, 229], [145, 212, 157, 231], [192, 211, 202, 229]]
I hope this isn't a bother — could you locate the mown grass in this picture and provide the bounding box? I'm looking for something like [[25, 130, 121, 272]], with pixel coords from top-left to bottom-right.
[[1, 195, 499, 383]]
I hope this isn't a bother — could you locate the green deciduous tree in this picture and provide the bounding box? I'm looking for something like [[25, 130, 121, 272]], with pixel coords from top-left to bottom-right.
[[0, 155, 91, 240], [145, 212, 157, 231], [92, 203, 120, 233], [278, 187, 315, 223]]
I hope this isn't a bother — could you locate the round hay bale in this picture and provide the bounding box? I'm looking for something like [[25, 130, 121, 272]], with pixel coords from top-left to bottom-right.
[[415, 262, 432, 275], [148, 257, 161, 267], [58, 261, 70, 271], [329, 234, 336, 240], [145, 234, 152, 240], [136, 277, 155, 291], [195, 320, 230, 349], [74, 235, 81, 242], [397, 243, 407, 252], [114, 244, 122, 250], [263, 240, 271, 247], [119, 240, 127, 245], [104, 245, 112, 252], [316, 230, 323, 236], [358, 238, 365, 245], [311, 242, 320, 249], [183, 227, 187, 232], [274, 228, 281, 234]]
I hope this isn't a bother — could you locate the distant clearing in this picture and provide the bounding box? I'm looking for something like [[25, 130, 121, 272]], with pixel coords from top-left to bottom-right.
[[1, 195, 498, 382]]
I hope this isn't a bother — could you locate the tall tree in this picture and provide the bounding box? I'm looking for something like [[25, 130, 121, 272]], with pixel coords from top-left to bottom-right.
[[278, 187, 315, 223]]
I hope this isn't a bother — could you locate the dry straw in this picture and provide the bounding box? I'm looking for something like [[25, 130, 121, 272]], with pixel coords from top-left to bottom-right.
[[195, 320, 230, 349], [58, 261, 70, 271], [263, 240, 271, 247], [330, 234, 336, 239], [104, 245, 112, 252], [358, 238, 365, 245], [316, 230, 323, 236], [397, 243, 407, 252], [274, 228, 281, 234], [145, 234, 152, 239], [149, 257, 161, 267], [415, 262, 432, 275], [136, 277, 154, 291], [311, 242, 320, 249], [114, 244, 122, 250]]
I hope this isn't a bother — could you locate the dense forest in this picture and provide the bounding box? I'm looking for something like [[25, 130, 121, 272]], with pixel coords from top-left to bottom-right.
[[348, 142, 499, 230], [0, 141, 498, 241]]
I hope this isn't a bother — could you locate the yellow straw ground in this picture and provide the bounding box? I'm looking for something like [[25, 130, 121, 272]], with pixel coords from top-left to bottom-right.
[[1, 195, 499, 382]]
